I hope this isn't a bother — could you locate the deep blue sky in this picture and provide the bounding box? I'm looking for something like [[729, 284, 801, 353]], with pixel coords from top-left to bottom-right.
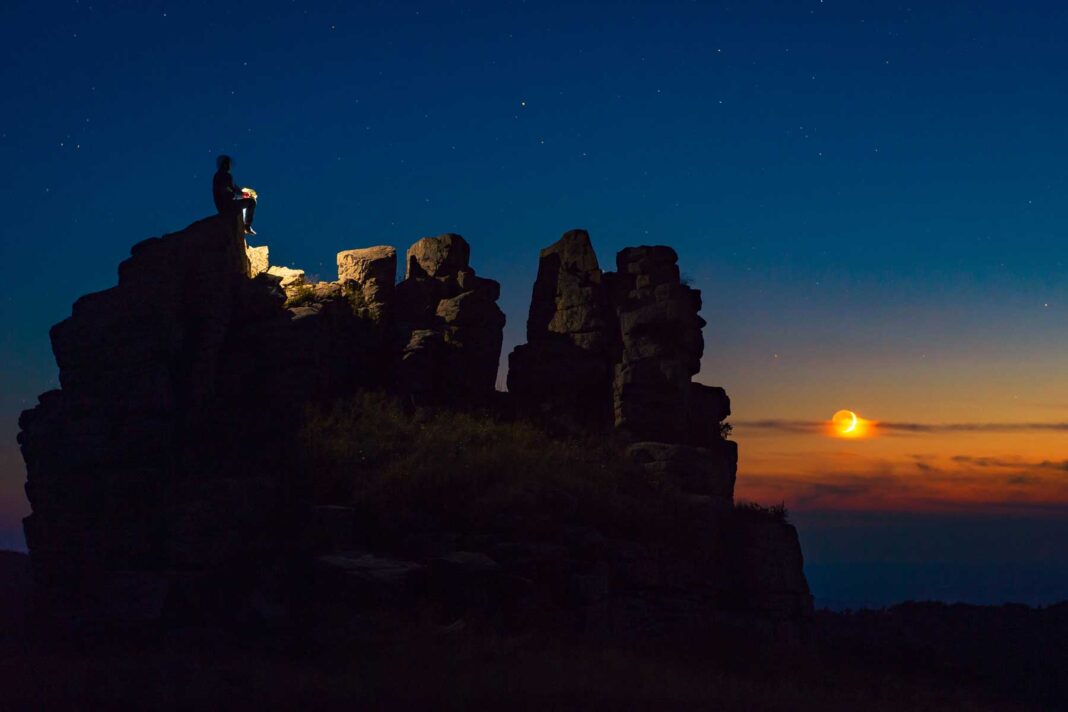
[[2, 0, 1067, 606]]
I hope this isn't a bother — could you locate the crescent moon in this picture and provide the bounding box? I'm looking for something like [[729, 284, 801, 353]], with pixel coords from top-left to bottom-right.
[[843, 411, 858, 433]]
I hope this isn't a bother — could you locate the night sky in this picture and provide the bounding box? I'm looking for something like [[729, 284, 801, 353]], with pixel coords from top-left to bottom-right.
[[2, 0, 1067, 607]]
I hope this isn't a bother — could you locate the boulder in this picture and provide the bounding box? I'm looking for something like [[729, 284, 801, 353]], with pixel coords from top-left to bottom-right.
[[394, 233, 505, 403], [246, 243, 269, 276], [337, 245, 396, 284], [405, 233, 470, 279], [266, 265, 305, 288], [337, 246, 397, 321]]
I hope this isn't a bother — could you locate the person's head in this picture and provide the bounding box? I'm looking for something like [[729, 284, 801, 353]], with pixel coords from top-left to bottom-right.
[[216, 155, 232, 172]]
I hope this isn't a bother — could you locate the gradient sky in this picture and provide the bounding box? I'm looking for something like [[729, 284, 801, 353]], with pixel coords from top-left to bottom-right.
[[2, 0, 1066, 606]]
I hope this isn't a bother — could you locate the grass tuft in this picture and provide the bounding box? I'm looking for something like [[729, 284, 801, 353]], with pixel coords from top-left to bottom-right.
[[284, 284, 316, 308]]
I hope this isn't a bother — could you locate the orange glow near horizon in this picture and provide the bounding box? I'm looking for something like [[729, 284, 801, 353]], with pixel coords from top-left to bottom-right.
[[734, 422, 1068, 515]]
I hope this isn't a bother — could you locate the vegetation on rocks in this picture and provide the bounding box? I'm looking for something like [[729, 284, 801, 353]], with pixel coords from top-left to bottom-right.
[[301, 392, 697, 540], [283, 284, 316, 307]]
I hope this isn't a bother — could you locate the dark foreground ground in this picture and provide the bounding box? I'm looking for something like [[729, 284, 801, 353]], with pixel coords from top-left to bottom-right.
[[1, 551, 1064, 711]]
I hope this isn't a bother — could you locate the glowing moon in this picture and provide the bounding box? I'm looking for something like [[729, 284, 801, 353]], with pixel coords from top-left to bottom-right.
[[832, 409, 859, 435]]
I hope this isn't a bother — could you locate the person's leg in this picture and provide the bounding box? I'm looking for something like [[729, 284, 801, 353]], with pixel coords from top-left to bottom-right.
[[234, 197, 256, 227]]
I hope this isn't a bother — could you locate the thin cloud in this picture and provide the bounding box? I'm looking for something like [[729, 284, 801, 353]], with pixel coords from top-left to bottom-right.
[[880, 422, 1068, 433], [736, 451, 1068, 514], [952, 456, 1068, 472], [734, 420, 824, 434], [735, 419, 1068, 435]]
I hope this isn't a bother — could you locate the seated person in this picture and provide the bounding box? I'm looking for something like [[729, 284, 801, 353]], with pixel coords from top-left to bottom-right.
[[212, 154, 257, 235]]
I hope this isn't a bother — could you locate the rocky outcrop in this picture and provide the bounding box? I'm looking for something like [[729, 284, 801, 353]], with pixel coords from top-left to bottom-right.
[[507, 229, 617, 429], [20, 213, 266, 602], [247, 243, 269, 276], [18, 215, 809, 634], [508, 232, 710, 444], [508, 230, 811, 624], [395, 234, 505, 403], [337, 246, 396, 321], [611, 246, 705, 443], [17, 216, 507, 620]]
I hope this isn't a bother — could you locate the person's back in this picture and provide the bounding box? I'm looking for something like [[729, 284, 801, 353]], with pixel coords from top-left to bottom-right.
[[213, 168, 236, 213]]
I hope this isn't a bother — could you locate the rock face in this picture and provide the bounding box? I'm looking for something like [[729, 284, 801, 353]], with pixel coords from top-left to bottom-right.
[[395, 234, 505, 403], [337, 245, 396, 321], [508, 232, 709, 444], [611, 246, 706, 443], [17, 216, 507, 620], [509, 230, 812, 623], [18, 217, 809, 633], [508, 229, 617, 429], [267, 265, 306, 289], [20, 213, 268, 605], [246, 243, 269, 276], [405, 233, 470, 279]]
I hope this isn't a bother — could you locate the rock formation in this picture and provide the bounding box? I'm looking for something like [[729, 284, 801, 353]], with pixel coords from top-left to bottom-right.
[[18, 215, 507, 617], [507, 229, 617, 429], [507, 229, 810, 624], [337, 245, 396, 321], [611, 245, 705, 443], [507, 231, 714, 445], [395, 234, 505, 403], [18, 215, 810, 637]]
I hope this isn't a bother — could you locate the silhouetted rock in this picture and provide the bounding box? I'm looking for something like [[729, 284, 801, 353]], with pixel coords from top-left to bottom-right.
[[611, 245, 705, 443], [508, 229, 617, 430], [625, 441, 736, 506], [508, 233, 710, 443], [685, 383, 731, 447], [18, 214, 810, 641], [503, 230, 813, 630], [724, 518, 813, 620], [23, 214, 253, 594]]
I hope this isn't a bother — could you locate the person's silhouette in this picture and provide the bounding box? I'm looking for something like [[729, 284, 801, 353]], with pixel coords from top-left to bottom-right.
[[213, 155, 257, 236]]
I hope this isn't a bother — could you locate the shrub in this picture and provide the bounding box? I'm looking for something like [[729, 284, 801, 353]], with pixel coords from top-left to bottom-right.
[[284, 284, 316, 307]]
